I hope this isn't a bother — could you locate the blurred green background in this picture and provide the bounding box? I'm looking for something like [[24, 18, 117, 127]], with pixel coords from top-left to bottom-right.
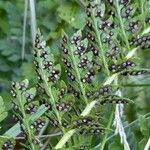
[[0, 0, 150, 149]]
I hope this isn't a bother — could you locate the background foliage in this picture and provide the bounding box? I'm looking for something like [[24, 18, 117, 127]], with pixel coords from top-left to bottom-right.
[[0, 0, 150, 149]]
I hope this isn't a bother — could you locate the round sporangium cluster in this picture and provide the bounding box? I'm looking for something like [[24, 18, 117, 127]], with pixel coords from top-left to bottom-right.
[[43, 61, 53, 70], [62, 35, 68, 44], [122, 6, 133, 18], [24, 92, 35, 102], [47, 69, 60, 82], [81, 69, 95, 83], [11, 81, 16, 88], [119, 0, 129, 6], [40, 50, 48, 59], [122, 70, 148, 76], [59, 88, 66, 99], [56, 102, 71, 112], [89, 127, 105, 134], [12, 114, 20, 123], [25, 103, 38, 114], [106, 44, 119, 60], [10, 90, 17, 98], [85, 31, 95, 42], [95, 85, 112, 97], [65, 70, 75, 81], [130, 35, 150, 49], [2, 140, 14, 150], [33, 60, 39, 69], [99, 21, 111, 30], [61, 43, 68, 54], [88, 44, 99, 56], [18, 81, 27, 91], [12, 101, 19, 111], [68, 85, 80, 98], [30, 119, 46, 133], [40, 99, 52, 111], [102, 31, 114, 44], [71, 35, 81, 45], [108, 0, 113, 5], [75, 42, 87, 56], [119, 60, 135, 70], [78, 56, 90, 69], [86, 20, 93, 30], [145, 18, 150, 23], [62, 121, 69, 128], [95, 9, 102, 18], [73, 117, 94, 129], [62, 58, 71, 68], [109, 60, 135, 73], [49, 118, 59, 127], [36, 71, 42, 81], [86, 91, 93, 98], [100, 97, 129, 105], [127, 20, 139, 33], [34, 34, 42, 49]]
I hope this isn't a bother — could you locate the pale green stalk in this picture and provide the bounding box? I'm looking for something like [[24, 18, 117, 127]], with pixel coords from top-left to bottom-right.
[[22, 0, 28, 60]]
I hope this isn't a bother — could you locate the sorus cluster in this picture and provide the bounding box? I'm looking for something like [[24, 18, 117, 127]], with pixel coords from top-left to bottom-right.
[[100, 95, 129, 105], [95, 85, 112, 97], [109, 60, 135, 73], [79, 126, 105, 135], [25, 103, 38, 114], [121, 70, 148, 76], [130, 35, 150, 49], [40, 99, 52, 111], [73, 117, 94, 129], [56, 102, 71, 112], [30, 119, 46, 133], [2, 140, 14, 150]]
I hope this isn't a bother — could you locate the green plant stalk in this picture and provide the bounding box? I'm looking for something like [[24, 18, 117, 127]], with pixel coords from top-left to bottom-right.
[[99, 110, 114, 150], [92, 15, 110, 76], [37, 51, 64, 132], [140, 0, 146, 28], [17, 91, 35, 150], [115, 0, 130, 51], [21, 0, 28, 60], [69, 45, 88, 104], [91, 12, 116, 150]]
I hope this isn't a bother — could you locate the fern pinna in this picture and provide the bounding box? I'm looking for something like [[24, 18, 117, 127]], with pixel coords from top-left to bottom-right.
[[0, 0, 150, 149]]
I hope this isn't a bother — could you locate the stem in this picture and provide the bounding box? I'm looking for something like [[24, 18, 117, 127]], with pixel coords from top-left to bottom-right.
[[22, 0, 28, 60], [140, 0, 146, 28], [92, 15, 110, 76], [29, 0, 37, 46], [69, 45, 88, 104], [17, 91, 35, 150], [99, 110, 114, 150], [37, 51, 64, 132], [115, 0, 130, 51]]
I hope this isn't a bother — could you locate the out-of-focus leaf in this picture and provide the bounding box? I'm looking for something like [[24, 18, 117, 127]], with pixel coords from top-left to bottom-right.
[[57, 2, 85, 29], [0, 96, 8, 122], [4, 123, 21, 137]]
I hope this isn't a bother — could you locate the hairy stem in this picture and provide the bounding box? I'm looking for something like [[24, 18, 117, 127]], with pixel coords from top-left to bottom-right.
[[69, 45, 88, 104], [17, 91, 35, 150], [37, 51, 64, 132], [92, 15, 110, 76]]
